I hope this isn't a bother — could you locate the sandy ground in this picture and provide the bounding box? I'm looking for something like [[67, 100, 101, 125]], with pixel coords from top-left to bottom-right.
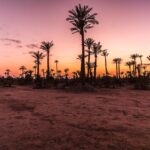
[[0, 86, 149, 150]]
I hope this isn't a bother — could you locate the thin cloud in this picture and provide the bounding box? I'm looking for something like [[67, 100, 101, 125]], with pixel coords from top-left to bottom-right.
[[26, 44, 39, 49], [17, 45, 23, 48], [4, 43, 11, 46], [1, 38, 22, 44]]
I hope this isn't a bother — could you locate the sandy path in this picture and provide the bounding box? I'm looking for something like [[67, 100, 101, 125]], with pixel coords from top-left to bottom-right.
[[0, 86, 149, 150]]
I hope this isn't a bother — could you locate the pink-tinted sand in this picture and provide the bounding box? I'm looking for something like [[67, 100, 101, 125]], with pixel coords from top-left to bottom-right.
[[0, 86, 149, 150]]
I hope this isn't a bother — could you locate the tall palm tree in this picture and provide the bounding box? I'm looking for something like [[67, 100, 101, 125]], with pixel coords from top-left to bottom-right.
[[131, 60, 135, 76], [138, 55, 143, 75], [33, 65, 37, 77], [54, 60, 59, 77], [113, 58, 118, 78], [101, 49, 109, 76], [85, 38, 95, 78], [125, 61, 132, 76], [30, 51, 45, 79], [92, 42, 102, 79], [117, 58, 122, 79], [130, 54, 139, 77], [138, 55, 143, 65], [19, 65, 26, 77], [40, 41, 53, 79], [66, 4, 99, 84]]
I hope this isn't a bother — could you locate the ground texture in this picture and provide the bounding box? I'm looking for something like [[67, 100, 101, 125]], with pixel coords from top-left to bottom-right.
[[0, 86, 149, 150]]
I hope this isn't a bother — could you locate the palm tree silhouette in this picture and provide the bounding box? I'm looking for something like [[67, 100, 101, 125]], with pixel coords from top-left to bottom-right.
[[101, 49, 109, 76], [130, 54, 139, 77], [113, 58, 118, 78], [40, 41, 53, 79], [57, 70, 62, 78], [5, 69, 10, 78], [113, 58, 122, 78], [64, 68, 69, 80], [41, 69, 45, 78], [19, 65, 26, 77], [125, 61, 132, 76], [66, 4, 99, 84], [33, 65, 37, 77], [54, 60, 59, 77], [85, 38, 95, 78], [117, 58, 122, 79], [131, 60, 135, 76], [138, 55, 143, 65], [92, 42, 102, 79], [138, 55, 143, 75], [30, 51, 45, 79]]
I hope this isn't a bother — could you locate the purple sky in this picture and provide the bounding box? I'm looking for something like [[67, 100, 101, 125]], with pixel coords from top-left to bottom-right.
[[0, 0, 150, 75]]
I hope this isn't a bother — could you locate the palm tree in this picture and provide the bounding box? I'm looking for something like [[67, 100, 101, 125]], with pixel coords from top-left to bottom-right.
[[54, 60, 59, 77], [57, 70, 62, 78], [66, 4, 99, 84], [85, 38, 95, 78], [130, 54, 139, 77], [113, 58, 118, 78], [5, 69, 10, 78], [41, 69, 45, 78], [33, 65, 37, 77], [138, 55, 143, 65], [40, 41, 53, 79], [125, 61, 132, 76], [101, 49, 109, 76], [138, 55, 143, 75], [117, 58, 122, 78], [92, 42, 102, 79], [19, 65, 26, 77], [72, 71, 78, 79], [147, 55, 150, 61], [30, 51, 45, 79], [130, 60, 135, 76], [50, 69, 54, 77], [64, 68, 69, 81]]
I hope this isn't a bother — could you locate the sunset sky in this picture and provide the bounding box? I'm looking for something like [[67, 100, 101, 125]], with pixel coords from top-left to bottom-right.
[[0, 0, 150, 76]]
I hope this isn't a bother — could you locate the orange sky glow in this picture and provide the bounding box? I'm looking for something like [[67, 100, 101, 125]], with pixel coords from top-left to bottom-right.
[[0, 0, 150, 77]]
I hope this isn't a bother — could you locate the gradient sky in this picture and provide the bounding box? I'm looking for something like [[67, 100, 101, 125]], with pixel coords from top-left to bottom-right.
[[0, 0, 150, 76]]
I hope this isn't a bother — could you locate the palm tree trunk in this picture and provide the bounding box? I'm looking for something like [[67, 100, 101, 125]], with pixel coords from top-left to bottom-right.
[[118, 63, 120, 79], [34, 68, 37, 77], [140, 58, 142, 75], [94, 55, 97, 80], [132, 64, 135, 77], [56, 63, 58, 77], [81, 29, 85, 84], [134, 59, 137, 77], [105, 56, 108, 76], [37, 62, 40, 79], [47, 52, 50, 78], [87, 49, 91, 78], [116, 63, 118, 78], [129, 65, 131, 77]]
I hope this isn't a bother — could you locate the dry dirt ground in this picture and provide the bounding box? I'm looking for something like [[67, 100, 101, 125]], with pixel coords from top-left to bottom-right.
[[0, 86, 149, 150]]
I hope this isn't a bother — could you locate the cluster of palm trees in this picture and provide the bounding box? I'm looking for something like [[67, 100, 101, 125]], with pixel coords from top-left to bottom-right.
[[27, 4, 149, 84], [77, 39, 109, 80], [113, 58, 122, 79], [28, 41, 54, 80], [125, 54, 150, 77], [66, 4, 99, 84]]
